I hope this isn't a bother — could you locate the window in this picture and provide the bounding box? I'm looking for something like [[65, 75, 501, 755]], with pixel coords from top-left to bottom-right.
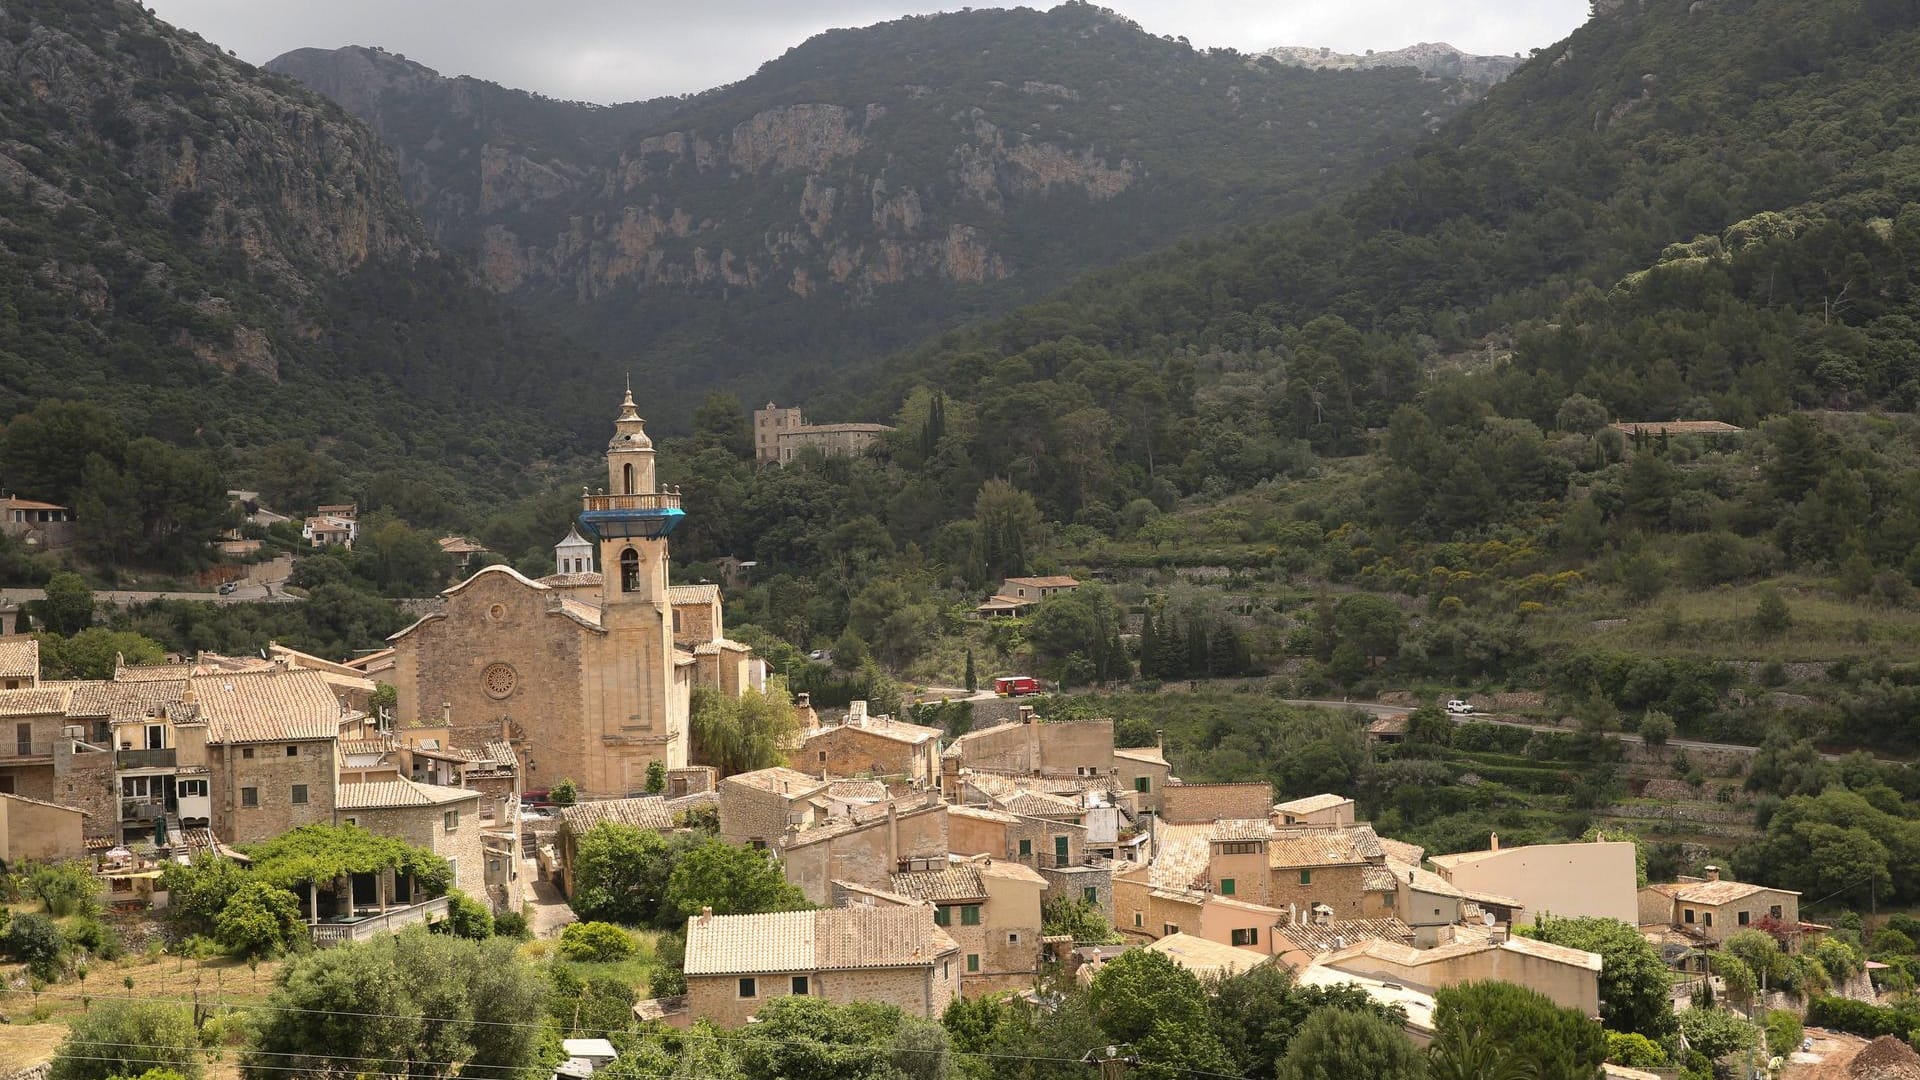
[[177, 779, 206, 798], [1299, 869, 1312, 886], [1083, 887, 1098, 904], [1055, 835, 1070, 864], [241, 787, 258, 808], [1008, 932, 1021, 944], [1018, 839, 1032, 857], [342, 816, 357, 827], [1133, 913, 1143, 928], [291, 784, 308, 805], [1163, 923, 1180, 936], [934, 906, 951, 927], [738, 977, 757, 999], [287, 745, 299, 757], [16, 722, 30, 756], [817, 751, 827, 763], [672, 610, 682, 634], [444, 810, 460, 832], [960, 905, 981, 926], [1771, 905, 1783, 919], [1232, 928, 1259, 947], [620, 547, 640, 592], [623, 462, 635, 495], [145, 725, 165, 750], [1684, 909, 1695, 924], [966, 954, 980, 973], [1219, 878, 1236, 896], [1738, 911, 1750, 926], [791, 976, 809, 996], [1134, 776, 1149, 793], [1703, 912, 1714, 927], [242, 747, 255, 759]]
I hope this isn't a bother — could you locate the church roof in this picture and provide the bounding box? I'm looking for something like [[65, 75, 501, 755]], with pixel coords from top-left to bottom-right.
[[442, 563, 550, 597], [538, 573, 601, 588], [668, 584, 720, 606], [556, 524, 592, 549]]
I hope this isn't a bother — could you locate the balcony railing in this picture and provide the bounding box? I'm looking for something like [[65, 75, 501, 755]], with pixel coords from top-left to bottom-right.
[[308, 895, 450, 947], [582, 492, 681, 513], [122, 800, 166, 822], [117, 748, 177, 769]]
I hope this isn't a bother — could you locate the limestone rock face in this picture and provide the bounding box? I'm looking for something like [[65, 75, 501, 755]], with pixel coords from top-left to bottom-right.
[[1258, 42, 1526, 87]]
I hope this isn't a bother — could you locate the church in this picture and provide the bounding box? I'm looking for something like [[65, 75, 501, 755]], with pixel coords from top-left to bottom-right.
[[388, 391, 762, 797]]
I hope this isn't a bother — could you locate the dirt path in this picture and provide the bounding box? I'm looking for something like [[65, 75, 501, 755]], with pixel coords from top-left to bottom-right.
[[524, 860, 576, 939], [1782, 1029, 1870, 1079]]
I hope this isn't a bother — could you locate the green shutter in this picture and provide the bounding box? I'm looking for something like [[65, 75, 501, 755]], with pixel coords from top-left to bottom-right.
[[1299, 869, 1312, 886], [962, 905, 981, 926], [1220, 878, 1235, 896], [1018, 838, 1032, 856], [934, 906, 951, 927], [967, 954, 980, 973], [1083, 887, 1097, 903], [1134, 776, 1149, 792]]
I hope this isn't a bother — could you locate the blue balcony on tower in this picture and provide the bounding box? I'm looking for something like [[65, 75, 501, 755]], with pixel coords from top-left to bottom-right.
[[579, 491, 685, 540]]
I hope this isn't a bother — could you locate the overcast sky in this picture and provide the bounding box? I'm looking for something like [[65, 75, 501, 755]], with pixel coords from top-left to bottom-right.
[[147, 0, 1590, 104]]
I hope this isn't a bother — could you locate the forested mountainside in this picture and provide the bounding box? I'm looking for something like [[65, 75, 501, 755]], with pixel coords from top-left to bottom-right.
[[268, 2, 1481, 417], [0, 0, 601, 513], [1259, 42, 1526, 86]]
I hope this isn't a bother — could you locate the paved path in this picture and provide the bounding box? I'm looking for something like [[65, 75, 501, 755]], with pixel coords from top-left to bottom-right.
[[523, 862, 576, 939], [1, 585, 299, 607]]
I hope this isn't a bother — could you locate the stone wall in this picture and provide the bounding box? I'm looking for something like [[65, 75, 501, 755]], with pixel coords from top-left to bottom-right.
[[1040, 864, 1112, 916], [690, 961, 956, 1027], [340, 798, 487, 898], [718, 781, 800, 848], [211, 738, 337, 845], [782, 803, 948, 902], [1160, 782, 1271, 824], [52, 743, 115, 840], [804, 726, 923, 783], [1265, 863, 1371, 920]]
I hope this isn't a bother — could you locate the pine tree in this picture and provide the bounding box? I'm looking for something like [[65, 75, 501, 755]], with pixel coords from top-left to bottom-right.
[[1207, 621, 1242, 676], [964, 648, 977, 693], [1138, 608, 1158, 679], [1186, 618, 1209, 678], [1154, 611, 1187, 679]]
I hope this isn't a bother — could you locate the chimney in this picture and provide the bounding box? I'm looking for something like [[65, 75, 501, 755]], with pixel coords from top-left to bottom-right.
[[848, 700, 868, 727], [441, 702, 452, 724], [1019, 705, 1035, 724], [699, 906, 713, 924], [1489, 832, 1499, 852], [1289, 903, 1298, 927], [180, 682, 197, 707], [796, 692, 811, 709], [1705, 865, 1721, 881]]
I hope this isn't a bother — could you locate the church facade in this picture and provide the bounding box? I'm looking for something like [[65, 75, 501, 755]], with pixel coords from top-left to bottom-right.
[[388, 392, 760, 797]]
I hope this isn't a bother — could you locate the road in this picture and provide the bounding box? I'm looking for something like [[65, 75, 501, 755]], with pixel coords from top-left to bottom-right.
[[1275, 698, 1846, 760], [1, 584, 299, 608]]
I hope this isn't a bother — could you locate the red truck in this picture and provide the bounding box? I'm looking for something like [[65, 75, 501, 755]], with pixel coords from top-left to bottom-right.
[[993, 675, 1042, 697]]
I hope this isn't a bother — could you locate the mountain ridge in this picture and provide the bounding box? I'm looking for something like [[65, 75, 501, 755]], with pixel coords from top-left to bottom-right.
[[1258, 41, 1526, 86]]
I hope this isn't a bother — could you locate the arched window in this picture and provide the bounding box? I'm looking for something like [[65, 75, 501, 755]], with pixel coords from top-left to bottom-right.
[[620, 547, 640, 593], [623, 462, 635, 495]]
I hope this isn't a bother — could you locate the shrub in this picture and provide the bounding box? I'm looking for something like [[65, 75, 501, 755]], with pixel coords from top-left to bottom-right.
[[1606, 1031, 1668, 1067], [1677, 1008, 1756, 1062], [1764, 1010, 1803, 1058], [27, 860, 101, 917], [1807, 995, 1920, 1038], [65, 917, 124, 961], [558, 921, 636, 963], [493, 909, 532, 941], [438, 889, 494, 940], [214, 881, 304, 958], [49, 1000, 203, 1080], [5, 911, 67, 980], [551, 778, 579, 807]]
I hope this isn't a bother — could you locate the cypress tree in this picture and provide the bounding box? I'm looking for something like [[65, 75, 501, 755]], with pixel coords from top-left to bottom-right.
[[964, 647, 977, 693], [1186, 618, 1209, 677], [1139, 608, 1159, 680]]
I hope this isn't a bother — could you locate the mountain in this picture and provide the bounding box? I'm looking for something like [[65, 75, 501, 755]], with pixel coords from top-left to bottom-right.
[[1259, 42, 1526, 86], [268, 2, 1481, 415], [0, 0, 600, 508]]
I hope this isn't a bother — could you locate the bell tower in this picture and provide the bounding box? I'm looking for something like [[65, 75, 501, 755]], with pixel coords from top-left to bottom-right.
[[577, 385, 688, 779]]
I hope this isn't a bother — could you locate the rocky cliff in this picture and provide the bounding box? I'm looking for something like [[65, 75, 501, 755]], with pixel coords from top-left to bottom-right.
[[269, 2, 1478, 408], [1259, 42, 1526, 87]]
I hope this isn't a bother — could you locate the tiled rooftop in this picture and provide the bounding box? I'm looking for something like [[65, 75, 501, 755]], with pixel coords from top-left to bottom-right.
[[191, 669, 344, 744], [0, 637, 38, 679], [560, 796, 673, 834], [891, 864, 989, 903], [1276, 916, 1413, 954], [1272, 793, 1352, 815], [722, 767, 827, 797], [336, 778, 479, 810], [0, 686, 70, 717], [805, 716, 943, 746], [685, 907, 957, 976]]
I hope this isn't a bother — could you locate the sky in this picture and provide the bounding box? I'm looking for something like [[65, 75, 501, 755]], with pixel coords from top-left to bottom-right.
[[147, 0, 1591, 105]]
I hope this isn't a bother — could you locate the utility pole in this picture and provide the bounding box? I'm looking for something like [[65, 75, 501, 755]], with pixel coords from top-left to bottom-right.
[[1083, 1044, 1137, 1080]]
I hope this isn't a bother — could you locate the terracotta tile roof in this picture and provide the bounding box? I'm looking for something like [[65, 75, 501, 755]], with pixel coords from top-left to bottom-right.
[[947, 804, 1021, 825], [1276, 917, 1413, 954], [1273, 793, 1352, 815], [891, 864, 989, 903], [1146, 933, 1268, 978], [1658, 879, 1794, 904], [998, 790, 1082, 818], [822, 779, 889, 802], [1145, 823, 1216, 890], [191, 669, 344, 744], [1114, 745, 1167, 766], [117, 662, 200, 682], [1005, 576, 1081, 589], [692, 639, 753, 655], [0, 637, 38, 679], [554, 597, 605, 631], [684, 907, 956, 976], [0, 686, 70, 717], [806, 717, 943, 747], [336, 778, 478, 810], [537, 572, 602, 588], [722, 767, 826, 797], [1362, 864, 1402, 892], [667, 584, 720, 606], [1267, 830, 1375, 870], [480, 739, 518, 770], [62, 680, 113, 719], [560, 796, 672, 834], [106, 679, 186, 722], [1212, 819, 1273, 842], [978, 859, 1048, 885], [1379, 838, 1426, 866], [340, 738, 395, 757]]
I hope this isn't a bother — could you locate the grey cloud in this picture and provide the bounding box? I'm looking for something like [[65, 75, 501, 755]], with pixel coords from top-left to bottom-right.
[[148, 0, 1588, 103]]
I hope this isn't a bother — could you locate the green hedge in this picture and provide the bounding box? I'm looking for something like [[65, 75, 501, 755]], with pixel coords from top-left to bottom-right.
[[1806, 995, 1919, 1039]]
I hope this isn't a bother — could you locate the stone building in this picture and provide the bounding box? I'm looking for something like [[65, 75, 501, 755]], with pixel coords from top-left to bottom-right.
[[943, 712, 1172, 810], [1272, 793, 1357, 826], [891, 857, 1045, 994], [1, 493, 76, 551], [1429, 837, 1639, 925], [780, 794, 949, 904], [0, 790, 86, 866], [752, 402, 894, 466], [1638, 869, 1802, 946], [717, 766, 828, 849], [800, 702, 943, 787], [197, 669, 348, 845], [554, 796, 673, 898], [388, 392, 763, 797], [0, 638, 37, 691], [1160, 781, 1273, 825], [335, 778, 486, 899], [684, 906, 960, 1026]]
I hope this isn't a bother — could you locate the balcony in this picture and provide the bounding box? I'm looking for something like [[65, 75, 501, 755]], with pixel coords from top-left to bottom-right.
[[308, 895, 450, 947], [121, 800, 166, 822], [117, 748, 177, 769], [579, 491, 685, 540]]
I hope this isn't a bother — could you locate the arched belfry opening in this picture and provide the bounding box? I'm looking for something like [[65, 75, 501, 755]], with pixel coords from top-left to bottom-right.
[[620, 547, 640, 592], [623, 462, 635, 495]]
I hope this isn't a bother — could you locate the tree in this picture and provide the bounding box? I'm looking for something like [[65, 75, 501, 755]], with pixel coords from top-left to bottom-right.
[[690, 680, 801, 775], [1523, 917, 1673, 1037], [439, 889, 494, 939], [50, 1001, 202, 1080], [973, 479, 1043, 580], [1754, 588, 1793, 635], [0, 401, 128, 508], [214, 880, 304, 958], [1675, 1008, 1755, 1063], [1275, 1007, 1425, 1080], [38, 628, 166, 678], [558, 921, 636, 962], [734, 996, 908, 1080], [964, 648, 977, 693], [1764, 1009, 1803, 1058], [1638, 710, 1674, 748], [664, 838, 809, 922], [1041, 896, 1121, 944], [1087, 949, 1236, 1080], [551, 778, 579, 807], [1333, 593, 1407, 665], [645, 760, 667, 794], [691, 392, 753, 458], [1210, 964, 1407, 1080], [1431, 980, 1604, 1080], [243, 930, 545, 1080], [570, 822, 674, 925], [37, 571, 94, 635], [159, 855, 251, 937], [6, 911, 66, 980], [1605, 1032, 1667, 1068]]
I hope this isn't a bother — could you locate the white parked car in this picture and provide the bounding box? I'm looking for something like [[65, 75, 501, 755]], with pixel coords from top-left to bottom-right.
[[1445, 699, 1475, 715]]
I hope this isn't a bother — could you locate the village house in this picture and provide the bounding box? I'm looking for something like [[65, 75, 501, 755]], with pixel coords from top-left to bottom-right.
[[1159, 781, 1273, 825], [717, 766, 829, 850], [800, 701, 943, 787], [0, 790, 87, 867], [891, 857, 1045, 994], [1314, 935, 1604, 1017], [303, 513, 357, 548], [197, 668, 351, 845], [780, 792, 950, 904], [1, 492, 76, 551], [386, 393, 766, 797], [1638, 867, 1803, 946], [752, 402, 894, 466], [1428, 836, 1639, 925], [1147, 932, 1274, 980], [683, 905, 960, 1026], [1272, 793, 1357, 827], [1, 637, 39, 690], [335, 778, 487, 899], [437, 536, 489, 571], [974, 575, 1081, 617], [553, 796, 673, 898], [942, 711, 1171, 810]]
